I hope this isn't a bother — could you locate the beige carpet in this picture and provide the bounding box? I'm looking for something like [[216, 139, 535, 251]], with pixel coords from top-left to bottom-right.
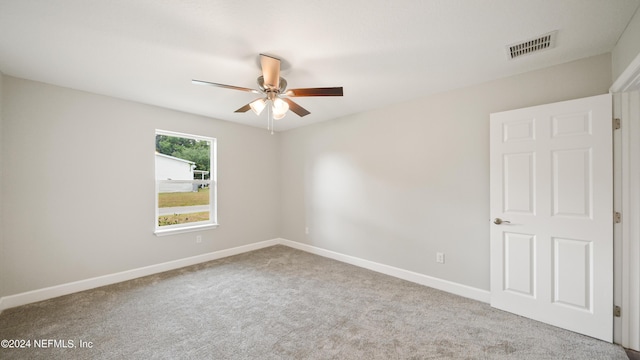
[[0, 245, 629, 359]]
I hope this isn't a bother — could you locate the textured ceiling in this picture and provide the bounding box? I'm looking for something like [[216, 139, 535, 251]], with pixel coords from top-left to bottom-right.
[[0, 0, 639, 131]]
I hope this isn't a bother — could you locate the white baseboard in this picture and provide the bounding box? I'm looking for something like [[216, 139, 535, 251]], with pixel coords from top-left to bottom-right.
[[0, 237, 489, 312], [0, 239, 279, 312], [279, 239, 490, 303]]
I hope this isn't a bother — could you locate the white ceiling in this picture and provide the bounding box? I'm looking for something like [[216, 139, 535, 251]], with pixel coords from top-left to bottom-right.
[[1, 0, 638, 131]]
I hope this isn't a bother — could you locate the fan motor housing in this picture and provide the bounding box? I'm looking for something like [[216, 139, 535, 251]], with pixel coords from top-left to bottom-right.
[[258, 75, 287, 93]]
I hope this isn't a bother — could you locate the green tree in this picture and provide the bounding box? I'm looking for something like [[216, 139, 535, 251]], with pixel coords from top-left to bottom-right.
[[156, 134, 210, 174]]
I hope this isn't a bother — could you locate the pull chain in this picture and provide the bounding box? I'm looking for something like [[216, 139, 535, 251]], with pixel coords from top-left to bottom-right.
[[266, 100, 274, 135]]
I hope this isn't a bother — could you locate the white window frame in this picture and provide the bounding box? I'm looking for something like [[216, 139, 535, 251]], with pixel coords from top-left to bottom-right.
[[154, 129, 218, 236]]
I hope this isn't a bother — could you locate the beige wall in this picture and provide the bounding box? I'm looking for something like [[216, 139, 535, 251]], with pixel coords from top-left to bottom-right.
[[0, 76, 280, 297], [612, 6, 640, 82], [0, 72, 4, 298], [280, 54, 612, 291], [0, 53, 615, 300]]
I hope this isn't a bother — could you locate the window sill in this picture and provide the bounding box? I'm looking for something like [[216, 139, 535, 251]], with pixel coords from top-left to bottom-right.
[[154, 223, 219, 237]]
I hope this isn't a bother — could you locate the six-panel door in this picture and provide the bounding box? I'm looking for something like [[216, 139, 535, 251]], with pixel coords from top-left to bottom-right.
[[490, 94, 613, 342]]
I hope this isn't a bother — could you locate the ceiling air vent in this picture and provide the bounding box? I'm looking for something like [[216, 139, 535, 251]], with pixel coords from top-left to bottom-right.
[[507, 31, 557, 60]]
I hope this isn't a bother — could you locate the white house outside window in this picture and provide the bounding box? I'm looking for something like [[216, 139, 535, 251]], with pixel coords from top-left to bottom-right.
[[154, 129, 217, 235]]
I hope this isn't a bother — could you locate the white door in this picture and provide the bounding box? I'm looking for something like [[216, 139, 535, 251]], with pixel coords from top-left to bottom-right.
[[490, 94, 613, 342]]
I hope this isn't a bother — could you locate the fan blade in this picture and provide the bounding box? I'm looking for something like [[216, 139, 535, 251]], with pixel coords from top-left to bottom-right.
[[192, 79, 261, 94], [285, 87, 343, 97], [260, 54, 280, 90], [234, 103, 252, 113], [282, 98, 311, 117]]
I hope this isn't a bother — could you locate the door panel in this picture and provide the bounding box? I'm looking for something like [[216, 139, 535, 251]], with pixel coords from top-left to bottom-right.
[[504, 153, 536, 214], [553, 237, 591, 310], [490, 94, 612, 342], [552, 149, 591, 218], [504, 232, 536, 296]]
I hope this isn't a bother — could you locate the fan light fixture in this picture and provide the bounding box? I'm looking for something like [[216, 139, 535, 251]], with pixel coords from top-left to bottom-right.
[[192, 54, 343, 134], [249, 97, 289, 119], [249, 98, 266, 115], [272, 98, 289, 119]]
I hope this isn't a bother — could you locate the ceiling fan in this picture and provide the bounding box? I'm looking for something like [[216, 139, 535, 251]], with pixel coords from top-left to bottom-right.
[[192, 54, 343, 132]]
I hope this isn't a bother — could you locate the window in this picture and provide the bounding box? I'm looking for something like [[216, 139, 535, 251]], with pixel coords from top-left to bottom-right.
[[154, 130, 217, 235]]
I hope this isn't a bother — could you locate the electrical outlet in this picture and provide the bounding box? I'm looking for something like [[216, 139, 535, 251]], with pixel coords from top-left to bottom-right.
[[305, 227, 309, 235], [196, 235, 202, 243], [436, 252, 445, 264]]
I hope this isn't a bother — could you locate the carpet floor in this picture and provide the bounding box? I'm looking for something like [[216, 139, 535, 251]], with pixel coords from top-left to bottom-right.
[[0, 245, 630, 359]]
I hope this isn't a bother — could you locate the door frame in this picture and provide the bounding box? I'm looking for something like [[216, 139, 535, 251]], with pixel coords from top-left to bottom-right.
[[611, 51, 640, 351]]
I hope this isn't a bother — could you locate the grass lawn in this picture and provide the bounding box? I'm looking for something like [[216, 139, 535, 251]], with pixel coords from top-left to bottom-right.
[[158, 188, 209, 207], [158, 211, 209, 226]]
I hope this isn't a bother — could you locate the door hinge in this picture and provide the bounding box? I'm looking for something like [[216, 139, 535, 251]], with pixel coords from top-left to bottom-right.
[[614, 305, 621, 317], [613, 118, 621, 130], [615, 212, 622, 224]]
